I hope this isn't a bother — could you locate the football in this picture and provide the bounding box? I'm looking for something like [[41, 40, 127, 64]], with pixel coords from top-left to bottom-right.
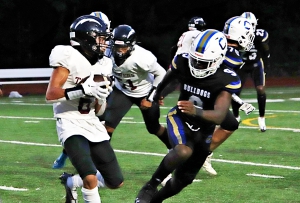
[[80, 74, 113, 88]]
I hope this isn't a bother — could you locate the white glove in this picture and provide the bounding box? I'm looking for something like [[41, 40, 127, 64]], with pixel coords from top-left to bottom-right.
[[81, 72, 97, 97], [81, 72, 110, 100], [106, 85, 113, 93], [94, 81, 111, 103], [239, 103, 255, 115]]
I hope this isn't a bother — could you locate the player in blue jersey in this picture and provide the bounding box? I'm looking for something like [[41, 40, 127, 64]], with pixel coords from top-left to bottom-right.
[[135, 29, 241, 203], [208, 16, 256, 153], [231, 12, 270, 132], [160, 16, 256, 181]]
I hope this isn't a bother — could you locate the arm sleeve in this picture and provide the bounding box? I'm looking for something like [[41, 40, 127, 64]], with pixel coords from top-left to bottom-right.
[[261, 30, 271, 67], [154, 68, 178, 101], [150, 62, 167, 87]]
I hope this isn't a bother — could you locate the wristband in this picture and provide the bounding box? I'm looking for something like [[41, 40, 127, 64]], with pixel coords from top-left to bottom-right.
[[231, 93, 243, 105], [65, 86, 84, 100], [146, 86, 157, 102], [194, 106, 203, 117]]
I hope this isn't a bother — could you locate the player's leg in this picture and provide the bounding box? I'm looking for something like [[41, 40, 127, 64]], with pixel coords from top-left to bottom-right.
[[102, 88, 133, 138], [139, 99, 172, 149], [210, 111, 239, 151], [252, 59, 267, 132], [203, 111, 239, 175], [63, 135, 100, 203], [135, 107, 193, 202], [90, 140, 124, 189], [151, 135, 210, 202], [52, 148, 68, 169]]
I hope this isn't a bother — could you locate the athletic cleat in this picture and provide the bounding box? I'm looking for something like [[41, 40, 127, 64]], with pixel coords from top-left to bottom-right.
[[258, 117, 266, 132], [202, 152, 217, 175], [161, 173, 172, 187], [52, 152, 68, 169], [59, 172, 78, 203], [135, 183, 158, 203]]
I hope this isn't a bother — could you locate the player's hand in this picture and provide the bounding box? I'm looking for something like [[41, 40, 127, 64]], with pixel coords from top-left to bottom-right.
[[239, 102, 255, 115], [158, 97, 164, 106], [177, 100, 196, 115], [81, 72, 97, 97], [152, 92, 161, 103], [93, 81, 111, 101], [140, 98, 152, 110], [106, 85, 113, 94]]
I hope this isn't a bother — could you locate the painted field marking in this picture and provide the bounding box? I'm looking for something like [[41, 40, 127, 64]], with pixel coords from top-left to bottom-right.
[[0, 186, 28, 191], [246, 173, 284, 179], [0, 140, 299, 171]]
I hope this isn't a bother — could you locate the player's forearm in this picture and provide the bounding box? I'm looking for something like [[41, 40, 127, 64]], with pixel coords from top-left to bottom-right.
[[45, 86, 84, 103], [151, 63, 167, 87], [155, 69, 175, 97]]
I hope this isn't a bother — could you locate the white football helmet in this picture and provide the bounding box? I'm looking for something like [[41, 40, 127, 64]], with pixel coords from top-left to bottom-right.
[[188, 29, 227, 78], [90, 11, 111, 31], [223, 16, 255, 51], [241, 12, 258, 30]]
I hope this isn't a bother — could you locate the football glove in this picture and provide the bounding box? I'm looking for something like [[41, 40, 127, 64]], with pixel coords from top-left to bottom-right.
[[81, 72, 111, 100], [239, 103, 255, 115]]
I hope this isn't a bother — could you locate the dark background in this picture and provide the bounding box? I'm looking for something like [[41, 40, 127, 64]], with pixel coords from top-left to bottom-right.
[[0, 0, 299, 77]]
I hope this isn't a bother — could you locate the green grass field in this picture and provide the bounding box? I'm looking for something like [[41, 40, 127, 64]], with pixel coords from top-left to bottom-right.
[[0, 87, 299, 203]]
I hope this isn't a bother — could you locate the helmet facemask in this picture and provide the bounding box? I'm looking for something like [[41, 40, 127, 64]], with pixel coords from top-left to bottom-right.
[[112, 25, 136, 66], [112, 41, 134, 66], [82, 31, 112, 57], [237, 30, 254, 51], [188, 29, 227, 78], [70, 15, 112, 58], [188, 54, 224, 78]]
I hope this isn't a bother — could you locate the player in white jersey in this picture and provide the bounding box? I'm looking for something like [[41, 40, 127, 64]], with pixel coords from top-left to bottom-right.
[[175, 30, 201, 56], [52, 11, 113, 170], [100, 24, 172, 150], [46, 15, 123, 203]]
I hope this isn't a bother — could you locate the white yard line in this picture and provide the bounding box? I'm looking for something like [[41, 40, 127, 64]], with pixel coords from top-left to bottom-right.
[[246, 173, 284, 179], [0, 139, 299, 171], [0, 186, 28, 191]]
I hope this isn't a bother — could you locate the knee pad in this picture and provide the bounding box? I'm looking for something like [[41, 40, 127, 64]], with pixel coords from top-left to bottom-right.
[[220, 113, 239, 131]]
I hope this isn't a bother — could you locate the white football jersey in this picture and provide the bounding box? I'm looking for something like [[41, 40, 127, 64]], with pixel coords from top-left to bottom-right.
[[113, 45, 166, 97], [49, 45, 112, 143], [49, 45, 113, 119], [175, 30, 201, 55]]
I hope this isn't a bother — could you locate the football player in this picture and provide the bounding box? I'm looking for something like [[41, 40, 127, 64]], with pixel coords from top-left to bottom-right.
[[208, 15, 256, 157], [187, 16, 206, 31], [161, 16, 255, 179], [101, 24, 171, 150], [46, 15, 123, 203], [52, 11, 113, 170], [170, 16, 206, 58], [135, 29, 241, 203], [231, 12, 270, 132]]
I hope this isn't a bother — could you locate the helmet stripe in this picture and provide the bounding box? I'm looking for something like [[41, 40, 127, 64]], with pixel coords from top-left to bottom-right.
[[224, 17, 238, 34], [247, 12, 252, 20], [196, 30, 218, 53]]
